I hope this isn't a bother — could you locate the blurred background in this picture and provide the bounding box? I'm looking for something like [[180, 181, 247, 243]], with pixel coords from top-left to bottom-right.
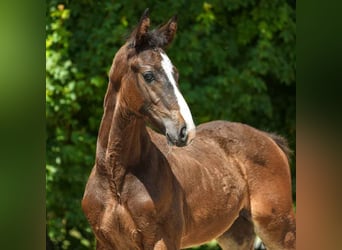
[[46, 0, 295, 249]]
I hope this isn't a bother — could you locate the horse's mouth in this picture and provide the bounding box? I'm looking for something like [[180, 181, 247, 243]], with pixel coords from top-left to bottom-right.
[[166, 133, 175, 146]]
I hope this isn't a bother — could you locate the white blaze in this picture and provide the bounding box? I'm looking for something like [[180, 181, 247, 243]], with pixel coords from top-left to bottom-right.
[[160, 52, 195, 132]]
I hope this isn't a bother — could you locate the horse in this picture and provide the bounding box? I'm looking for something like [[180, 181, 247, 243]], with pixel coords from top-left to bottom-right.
[[82, 9, 296, 250]]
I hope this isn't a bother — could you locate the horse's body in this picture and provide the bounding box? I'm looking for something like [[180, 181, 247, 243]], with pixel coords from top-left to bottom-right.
[[82, 9, 295, 250]]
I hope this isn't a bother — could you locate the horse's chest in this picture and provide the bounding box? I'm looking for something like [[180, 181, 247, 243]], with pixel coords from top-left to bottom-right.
[[92, 188, 159, 249], [108, 175, 172, 245], [83, 172, 160, 248]]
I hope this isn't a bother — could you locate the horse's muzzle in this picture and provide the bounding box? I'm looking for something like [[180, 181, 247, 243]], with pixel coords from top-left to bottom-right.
[[166, 125, 196, 147]]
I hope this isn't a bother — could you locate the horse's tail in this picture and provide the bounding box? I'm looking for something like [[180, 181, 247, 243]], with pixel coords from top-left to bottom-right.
[[267, 132, 292, 162]]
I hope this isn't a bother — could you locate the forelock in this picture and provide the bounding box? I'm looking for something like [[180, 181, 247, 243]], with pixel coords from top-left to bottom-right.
[[128, 29, 168, 52]]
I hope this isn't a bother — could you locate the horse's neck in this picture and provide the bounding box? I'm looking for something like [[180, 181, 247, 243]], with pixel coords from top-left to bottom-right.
[[96, 102, 151, 199], [107, 105, 150, 167], [95, 83, 116, 170], [95, 83, 150, 167]]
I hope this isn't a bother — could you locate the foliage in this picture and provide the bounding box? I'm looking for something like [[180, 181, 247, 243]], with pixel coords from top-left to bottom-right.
[[46, 0, 295, 249]]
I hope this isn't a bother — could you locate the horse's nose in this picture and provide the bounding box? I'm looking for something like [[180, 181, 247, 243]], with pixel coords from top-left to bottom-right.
[[165, 121, 195, 147], [179, 125, 188, 144], [179, 125, 188, 142]]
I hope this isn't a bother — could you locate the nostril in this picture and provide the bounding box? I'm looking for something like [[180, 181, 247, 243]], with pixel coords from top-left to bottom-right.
[[180, 126, 187, 141]]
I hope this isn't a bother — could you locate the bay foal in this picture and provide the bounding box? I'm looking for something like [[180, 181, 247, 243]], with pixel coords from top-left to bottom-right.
[[82, 9, 296, 250]]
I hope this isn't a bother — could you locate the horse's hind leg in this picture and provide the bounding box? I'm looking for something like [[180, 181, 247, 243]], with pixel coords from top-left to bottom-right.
[[249, 175, 296, 250], [249, 171, 296, 249], [217, 215, 255, 250], [247, 134, 296, 249], [252, 206, 296, 250]]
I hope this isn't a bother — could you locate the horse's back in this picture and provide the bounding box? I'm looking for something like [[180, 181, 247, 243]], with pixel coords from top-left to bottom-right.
[[196, 120, 290, 168]]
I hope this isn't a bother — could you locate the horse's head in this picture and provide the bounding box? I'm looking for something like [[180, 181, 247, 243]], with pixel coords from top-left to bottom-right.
[[109, 9, 195, 147]]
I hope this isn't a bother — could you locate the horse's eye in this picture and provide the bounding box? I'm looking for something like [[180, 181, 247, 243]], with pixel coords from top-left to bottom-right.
[[143, 72, 155, 83]]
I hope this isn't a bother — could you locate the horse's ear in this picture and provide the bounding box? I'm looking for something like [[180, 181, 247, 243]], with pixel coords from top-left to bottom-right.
[[157, 15, 177, 48], [131, 8, 150, 49]]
